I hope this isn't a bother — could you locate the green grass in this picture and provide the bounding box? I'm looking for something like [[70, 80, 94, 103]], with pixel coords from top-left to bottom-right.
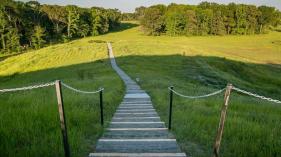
[[96, 22, 281, 64], [115, 55, 281, 157], [0, 38, 124, 157], [94, 23, 281, 156], [1, 22, 281, 157]]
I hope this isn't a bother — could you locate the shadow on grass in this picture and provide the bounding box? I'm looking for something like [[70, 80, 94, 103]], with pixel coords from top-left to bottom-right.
[[1, 55, 280, 97], [0, 59, 125, 157], [110, 22, 139, 33], [114, 55, 281, 98], [0, 55, 280, 157]]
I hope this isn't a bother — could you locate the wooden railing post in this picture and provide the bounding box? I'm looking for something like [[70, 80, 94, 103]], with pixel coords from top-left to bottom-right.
[[99, 88, 104, 126], [168, 86, 174, 130], [213, 84, 233, 157], [55, 80, 70, 157]]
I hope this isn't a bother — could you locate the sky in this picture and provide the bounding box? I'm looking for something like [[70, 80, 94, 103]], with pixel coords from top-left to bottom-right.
[[20, 0, 281, 12]]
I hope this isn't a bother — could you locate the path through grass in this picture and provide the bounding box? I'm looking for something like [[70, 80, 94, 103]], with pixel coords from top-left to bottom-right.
[[1, 22, 281, 156]]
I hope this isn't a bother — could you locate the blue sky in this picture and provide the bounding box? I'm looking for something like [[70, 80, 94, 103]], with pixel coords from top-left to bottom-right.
[[20, 0, 281, 12]]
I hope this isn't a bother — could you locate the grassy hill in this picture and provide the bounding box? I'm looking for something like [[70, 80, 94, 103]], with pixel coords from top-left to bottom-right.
[[0, 38, 124, 157], [1, 22, 281, 157]]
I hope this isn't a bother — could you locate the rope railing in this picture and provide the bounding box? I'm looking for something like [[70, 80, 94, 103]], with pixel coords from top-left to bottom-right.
[[0, 82, 55, 93], [61, 82, 104, 94], [232, 86, 281, 104], [0, 81, 104, 94], [168, 86, 225, 99], [0, 80, 104, 157], [168, 86, 281, 104], [168, 84, 281, 157]]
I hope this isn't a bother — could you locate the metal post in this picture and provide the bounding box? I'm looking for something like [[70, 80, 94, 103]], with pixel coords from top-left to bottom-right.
[[213, 84, 233, 157], [99, 88, 104, 126], [168, 86, 174, 130], [55, 80, 70, 157]]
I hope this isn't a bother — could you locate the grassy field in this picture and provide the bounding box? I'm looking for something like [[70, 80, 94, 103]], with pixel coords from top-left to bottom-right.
[[1, 22, 281, 157], [95, 23, 281, 156], [96, 22, 281, 64], [0, 39, 124, 157]]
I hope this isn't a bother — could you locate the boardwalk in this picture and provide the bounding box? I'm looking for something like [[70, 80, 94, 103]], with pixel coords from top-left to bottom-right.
[[89, 43, 186, 157]]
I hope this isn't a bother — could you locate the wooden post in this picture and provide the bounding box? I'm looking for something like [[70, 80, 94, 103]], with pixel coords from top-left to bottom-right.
[[55, 80, 71, 157], [168, 86, 174, 130], [213, 84, 232, 157], [99, 88, 104, 126]]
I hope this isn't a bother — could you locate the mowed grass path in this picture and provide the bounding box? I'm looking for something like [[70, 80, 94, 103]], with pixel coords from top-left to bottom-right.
[[1, 22, 281, 157], [0, 39, 124, 157]]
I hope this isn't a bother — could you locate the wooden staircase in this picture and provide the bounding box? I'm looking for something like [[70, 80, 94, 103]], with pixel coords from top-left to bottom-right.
[[88, 43, 186, 157]]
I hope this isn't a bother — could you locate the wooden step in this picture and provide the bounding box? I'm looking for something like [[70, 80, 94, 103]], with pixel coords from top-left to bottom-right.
[[95, 139, 182, 153], [121, 101, 152, 104], [118, 106, 154, 109], [112, 117, 161, 122], [109, 123, 165, 128], [89, 153, 187, 157], [116, 109, 156, 113], [114, 113, 158, 118], [107, 128, 168, 131], [103, 130, 171, 139]]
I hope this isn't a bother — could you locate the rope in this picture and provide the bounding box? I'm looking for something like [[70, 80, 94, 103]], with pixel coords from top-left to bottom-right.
[[168, 87, 225, 99], [0, 82, 55, 93], [232, 86, 281, 104], [61, 82, 103, 94]]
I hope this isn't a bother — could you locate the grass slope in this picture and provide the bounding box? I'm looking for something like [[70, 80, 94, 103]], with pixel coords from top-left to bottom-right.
[[0, 38, 124, 157], [95, 23, 281, 156], [1, 22, 281, 157], [116, 55, 281, 157], [97, 22, 281, 64]]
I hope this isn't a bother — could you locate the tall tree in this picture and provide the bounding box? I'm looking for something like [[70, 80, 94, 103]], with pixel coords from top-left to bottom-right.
[[106, 9, 121, 29], [245, 5, 260, 34], [223, 3, 236, 34], [165, 11, 186, 36], [6, 27, 20, 52], [91, 8, 109, 36], [258, 6, 276, 33], [0, 6, 8, 50], [196, 9, 213, 35], [235, 5, 247, 34], [66, 5, 79, 38], [141, 5, 166, 35], [135, 6, 146, 20], [31, 25, 45, 49], [185, 10, 197, 35], [211, 10, 225, 35], [40, 5, 67, 35]]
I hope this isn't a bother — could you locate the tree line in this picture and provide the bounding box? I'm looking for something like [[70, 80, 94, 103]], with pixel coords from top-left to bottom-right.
[[133, 2, 281, 36], [0, 0, 121, 54]]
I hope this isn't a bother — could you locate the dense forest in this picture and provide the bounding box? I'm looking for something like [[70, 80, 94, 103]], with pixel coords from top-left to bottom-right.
[[0, 0, 121, 54], [130, 3, 281, 36]]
